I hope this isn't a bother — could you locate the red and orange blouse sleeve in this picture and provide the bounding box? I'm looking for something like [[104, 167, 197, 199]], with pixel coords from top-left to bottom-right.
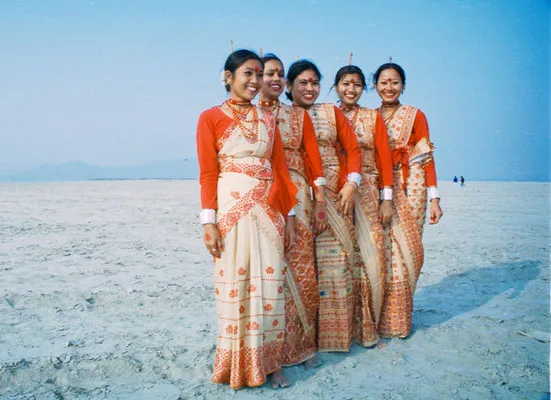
[[409, 110, 437, 187], [373, 112, 394, 188], [196, 108, 231, 209], [300, 110, 324, 185], [268, 125, 298, 216], [334, 106, 361, 174]]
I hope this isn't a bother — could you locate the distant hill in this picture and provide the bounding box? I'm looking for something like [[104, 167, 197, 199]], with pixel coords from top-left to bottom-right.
[[0, 159, 199, 182]]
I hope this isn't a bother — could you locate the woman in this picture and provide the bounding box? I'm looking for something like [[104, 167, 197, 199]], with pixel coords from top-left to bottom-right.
[[333, 65, 394, 347], [285, 59, 362, 352], [258, 54, 327, 368], [196, 49, 297, 389], [373, 62, 443, 338]]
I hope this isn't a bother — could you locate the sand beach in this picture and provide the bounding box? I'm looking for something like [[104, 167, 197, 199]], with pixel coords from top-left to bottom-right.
[[0, 180, 548, 399]]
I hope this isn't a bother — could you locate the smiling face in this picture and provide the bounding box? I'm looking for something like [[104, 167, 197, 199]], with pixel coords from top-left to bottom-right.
[[225, 59, 263, 102], [287, 69, 320, 108], [261, 59, 285, 100], [375, 68, 404, 105], [336, 73, 363, 107]]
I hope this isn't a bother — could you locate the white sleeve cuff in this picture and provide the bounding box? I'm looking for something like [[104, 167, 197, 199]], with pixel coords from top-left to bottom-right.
[[313, 177, 326, 187], [287, 208, 296, 217], [200, 209, 217, 224], [380, 188, 393, 201], [347, 172, 361, 187], [428, 186, 440, 200]]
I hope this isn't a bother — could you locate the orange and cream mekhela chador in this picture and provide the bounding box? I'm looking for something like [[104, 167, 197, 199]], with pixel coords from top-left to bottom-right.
[[260, 100, 325, 365], [377, 104, 438, 338], [341, 106, 393, 347], [196, 104, 297, 389], [306, 103, 362, 352]]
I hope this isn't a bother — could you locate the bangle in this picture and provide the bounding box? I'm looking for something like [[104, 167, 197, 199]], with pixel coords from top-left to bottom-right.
[[427, 186, 440, 200], [200, 209, 216, 225], [379, 188, 393, 201]]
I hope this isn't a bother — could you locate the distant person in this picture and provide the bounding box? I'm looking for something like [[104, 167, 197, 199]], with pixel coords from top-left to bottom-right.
[[373, 61, 443, 339], [453, 176, 458, 185], [196, 49, 297, 389], [460, 176, 465, 187]]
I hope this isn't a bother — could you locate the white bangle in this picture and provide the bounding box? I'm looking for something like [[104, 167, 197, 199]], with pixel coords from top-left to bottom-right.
[[347, 172, 361, 187], [427, 187, 440, 200], [380, 188, 393, 201], [287, 208, 296, 217], [313, 177, 326, 187], [200, 209, 216, 225]]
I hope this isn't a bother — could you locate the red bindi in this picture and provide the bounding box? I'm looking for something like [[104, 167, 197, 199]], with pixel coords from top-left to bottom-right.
[[205, 233, 212, 241], [255, 67, 260, 73], [274, 67, 279, 72], [350, 79, 356, 84], [308, 77, 314, 83], [317, 211, 326, 220]]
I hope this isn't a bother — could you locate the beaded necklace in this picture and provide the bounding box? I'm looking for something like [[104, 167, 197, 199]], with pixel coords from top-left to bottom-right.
[[340, 103, 360, 126], [379, 103, 401, 125], [225, 101, 259, 143]]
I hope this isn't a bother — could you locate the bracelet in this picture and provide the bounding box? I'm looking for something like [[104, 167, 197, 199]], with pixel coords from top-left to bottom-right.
[[313, 177, 327, 187], [346, 172, 361, 187], [200, 209, 216, 225], [427, 186, 440, 200], [379, 188, 393, 201]]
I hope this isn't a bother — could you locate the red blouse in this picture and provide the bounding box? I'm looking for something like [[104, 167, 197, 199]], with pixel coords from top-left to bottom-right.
[[196, 106, 297, 215]]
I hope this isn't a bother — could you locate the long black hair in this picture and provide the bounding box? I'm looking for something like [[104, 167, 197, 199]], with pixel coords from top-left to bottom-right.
[[285, 59, 322, 101], [223, 49, 263, 92]]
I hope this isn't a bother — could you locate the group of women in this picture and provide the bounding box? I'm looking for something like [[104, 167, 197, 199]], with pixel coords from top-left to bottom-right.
[[196, 49, 443, 390]]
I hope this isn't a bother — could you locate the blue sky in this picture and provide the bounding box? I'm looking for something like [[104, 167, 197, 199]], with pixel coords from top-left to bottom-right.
[[0, 0, 549, 181]]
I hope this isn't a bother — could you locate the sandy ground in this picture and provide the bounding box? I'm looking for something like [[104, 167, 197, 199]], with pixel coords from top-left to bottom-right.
[[0, 180, 548, 400]]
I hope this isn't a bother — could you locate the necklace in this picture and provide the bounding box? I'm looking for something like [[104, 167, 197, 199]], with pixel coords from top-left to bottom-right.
[[379, 102, 401, 125], [225, 101, 259, 143], [227, 98, 252, 106], [339, 103, 358, 112], [341, 104, 360, 126], [258, 99, 279, 108]]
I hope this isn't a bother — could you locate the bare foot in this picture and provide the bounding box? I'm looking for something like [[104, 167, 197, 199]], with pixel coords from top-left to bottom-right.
[[303, 354, 322, 370], [376, 340, 388, 349], [271, 370, 291, 389]]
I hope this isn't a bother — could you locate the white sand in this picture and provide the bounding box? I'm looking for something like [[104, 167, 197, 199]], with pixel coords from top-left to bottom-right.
[[0, 180, 548, 400]]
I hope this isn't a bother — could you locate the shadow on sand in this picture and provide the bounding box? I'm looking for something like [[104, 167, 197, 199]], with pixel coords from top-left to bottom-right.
[[412, 259, 545, 332]]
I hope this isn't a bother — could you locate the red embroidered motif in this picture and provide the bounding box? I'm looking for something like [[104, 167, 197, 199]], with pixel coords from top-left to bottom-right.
[[264, 304, 273, 312], [248, 284, 257, 293], [265, 266, 274, 274], [238, 267, 246, 275], [229, 289, 239, 298]]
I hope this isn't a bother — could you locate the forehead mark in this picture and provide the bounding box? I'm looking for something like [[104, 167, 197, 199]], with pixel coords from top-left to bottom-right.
[[350, 78, 356, 84], [255, 66, 260, 73], [308, 77, 314, 83]]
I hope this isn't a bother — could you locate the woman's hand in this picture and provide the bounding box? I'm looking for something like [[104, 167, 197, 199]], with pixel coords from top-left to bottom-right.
[[285, 216, 296, 251], [203, 224, 223, 258], [336, 183, 356, 217], [379, 200, 394, 224], [312, 201, 328, 235], [429, 198, 443, 224]]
